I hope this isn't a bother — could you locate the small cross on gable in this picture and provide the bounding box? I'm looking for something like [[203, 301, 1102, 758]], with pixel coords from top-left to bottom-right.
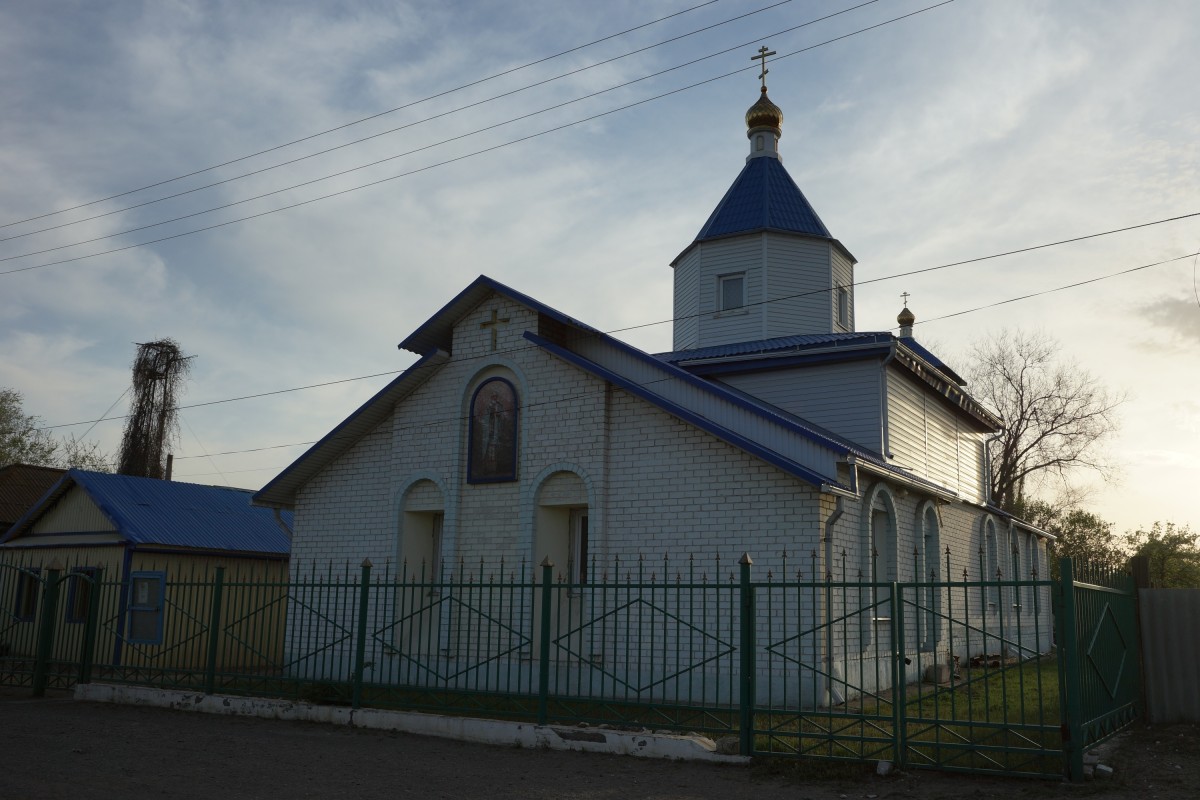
[[479, 308, 511, 352]]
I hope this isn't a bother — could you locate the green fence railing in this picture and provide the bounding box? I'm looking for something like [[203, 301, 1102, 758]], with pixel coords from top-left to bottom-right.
[[0, 550, 1138, 779]]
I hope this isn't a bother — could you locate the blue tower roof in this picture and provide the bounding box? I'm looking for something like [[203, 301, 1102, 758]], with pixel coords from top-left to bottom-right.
[[693, 156, 832, 242]]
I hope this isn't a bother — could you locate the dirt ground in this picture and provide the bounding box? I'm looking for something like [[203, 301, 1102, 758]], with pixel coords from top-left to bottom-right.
[[1, 689, 1196, 799]]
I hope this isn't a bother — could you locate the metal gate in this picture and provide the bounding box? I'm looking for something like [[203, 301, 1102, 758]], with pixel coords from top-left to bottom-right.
[[1055, 559, 1141, 780], [750, 571, 1062, 777]]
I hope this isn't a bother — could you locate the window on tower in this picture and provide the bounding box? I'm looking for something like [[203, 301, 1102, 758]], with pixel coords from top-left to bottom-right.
[[837, 285, 849, 328], [719, 273, 745, 311]]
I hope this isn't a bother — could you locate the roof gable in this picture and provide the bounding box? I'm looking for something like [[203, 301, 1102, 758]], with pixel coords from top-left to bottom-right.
[[4, 470, 291, 555]]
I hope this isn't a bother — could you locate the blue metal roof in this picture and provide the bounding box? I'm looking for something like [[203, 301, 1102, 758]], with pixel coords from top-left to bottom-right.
[[657, 332, 967, 386], [694, 157, 832, 242], [4, 470, 291, 554], [657, 332, 891, 364]]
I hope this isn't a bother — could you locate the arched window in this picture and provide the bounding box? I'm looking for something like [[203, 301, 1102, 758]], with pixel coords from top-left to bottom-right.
[[862, 485, 897, 651], [467, 377, 518, 483], [1010, 528, 1023, 612], [982, 517, 1000, 609]]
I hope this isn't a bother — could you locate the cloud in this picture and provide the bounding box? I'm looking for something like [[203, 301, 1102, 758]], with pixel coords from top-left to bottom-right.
[[1140, 294, 1200, 347]]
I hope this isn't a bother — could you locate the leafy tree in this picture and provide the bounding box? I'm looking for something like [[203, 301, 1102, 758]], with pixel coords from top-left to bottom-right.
[[1125, 522, 1200, 588], [0, 387, 113, 471], [966, 330, 1123, 511], [1016, 497, 1124, 579]]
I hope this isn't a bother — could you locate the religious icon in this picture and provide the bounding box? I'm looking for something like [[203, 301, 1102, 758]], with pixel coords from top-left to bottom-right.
[[468, 378, 518, 482]]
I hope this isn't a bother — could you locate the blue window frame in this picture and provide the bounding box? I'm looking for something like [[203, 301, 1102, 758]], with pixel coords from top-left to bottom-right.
[[127, 572, 165, 644], [65, 567, 99, 624], [14, 568, 41, 621]]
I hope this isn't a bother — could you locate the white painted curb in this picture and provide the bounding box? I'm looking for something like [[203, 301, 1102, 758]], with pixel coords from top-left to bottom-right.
[[75, 683, 749, 764]]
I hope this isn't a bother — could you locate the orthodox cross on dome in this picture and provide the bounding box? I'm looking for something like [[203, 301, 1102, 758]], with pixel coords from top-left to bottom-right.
[[480, 308, 510, 352], [751, 45, 776, 91], [901, 291, 911, 307]]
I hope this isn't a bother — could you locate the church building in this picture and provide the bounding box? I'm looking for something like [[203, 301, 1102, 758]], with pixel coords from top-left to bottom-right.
[[254, 74, 1050, 697]]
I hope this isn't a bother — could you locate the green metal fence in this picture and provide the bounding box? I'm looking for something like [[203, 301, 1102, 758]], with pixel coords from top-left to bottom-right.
[[0, 550, 1138, 780]]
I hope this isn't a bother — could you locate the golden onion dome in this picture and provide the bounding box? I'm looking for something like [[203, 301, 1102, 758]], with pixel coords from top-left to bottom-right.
[[897, 306, 916, 328], [745, 87, 783, 133]]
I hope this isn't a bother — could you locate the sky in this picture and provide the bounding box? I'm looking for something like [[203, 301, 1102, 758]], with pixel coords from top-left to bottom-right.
[[1, 0, 1197, 535]]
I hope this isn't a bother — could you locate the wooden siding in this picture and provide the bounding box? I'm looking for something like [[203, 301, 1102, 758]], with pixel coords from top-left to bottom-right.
[[694, 236, 765, 347], [30, 487, 115, 534], [763, 235, 833, 337], [673, 248, 701, 350], [718, 360, 883, 452], [885, 366, 987, 502]]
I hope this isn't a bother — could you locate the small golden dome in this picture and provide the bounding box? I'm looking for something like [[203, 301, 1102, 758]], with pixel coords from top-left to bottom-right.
[[745, 87, 783, 133], [897, 306, 916, 328]]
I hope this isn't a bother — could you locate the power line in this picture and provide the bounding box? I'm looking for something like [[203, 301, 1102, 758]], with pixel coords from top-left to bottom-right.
[[1, 0, 818, 245], [915, 250, 1200, 326], [37, 225, 1196, 436], [606, 211, 1200, 334], [0, 0, 722, 231], [1, 0, 887, 264], [170, 247, 1195, 468], [1, 0, 952, 278]]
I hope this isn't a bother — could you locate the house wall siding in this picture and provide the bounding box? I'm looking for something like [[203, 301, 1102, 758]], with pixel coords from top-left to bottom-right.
[[885, 366, 987, 503], [30, 488, 115, 534], [673, 248, 700, 350], [718, 360, 883, 452], [763, 235, 832, 337], [694, 236, 764, 347]]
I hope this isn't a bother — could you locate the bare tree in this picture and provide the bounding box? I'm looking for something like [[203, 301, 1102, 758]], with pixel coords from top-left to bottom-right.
[[118, 339, 192, 479], [966, 330, 1122, 511]]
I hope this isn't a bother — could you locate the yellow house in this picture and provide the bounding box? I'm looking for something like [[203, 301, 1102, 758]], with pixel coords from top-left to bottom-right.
[[1, 469, 291, 681]]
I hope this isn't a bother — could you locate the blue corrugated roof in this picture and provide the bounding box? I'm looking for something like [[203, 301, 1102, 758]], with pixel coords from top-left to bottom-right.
[[4, 470, 291, 554], [656, 332, 891, 364], [694, 156, 832, 242], [657, 332, 966, 386]]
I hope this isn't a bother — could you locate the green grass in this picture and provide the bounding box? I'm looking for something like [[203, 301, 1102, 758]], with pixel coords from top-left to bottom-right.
[[752, 656, 1063, 776]]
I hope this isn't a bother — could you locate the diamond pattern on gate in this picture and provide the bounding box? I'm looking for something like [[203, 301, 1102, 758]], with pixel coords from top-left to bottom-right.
[[553, 598, 735, 693], [1086, 602, 1128, 700], [373, 593, 531, 682]]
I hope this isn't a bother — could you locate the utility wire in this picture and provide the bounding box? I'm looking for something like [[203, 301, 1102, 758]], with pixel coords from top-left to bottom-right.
[[0, 0, 721, 230], [1, 0, 951, 277], [174, 248, 1197, 468], [37, 228, 1196, 435], [916, 250, 1200, 326], [1, 0, 885, 263], [1, 0, 819, 244]]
